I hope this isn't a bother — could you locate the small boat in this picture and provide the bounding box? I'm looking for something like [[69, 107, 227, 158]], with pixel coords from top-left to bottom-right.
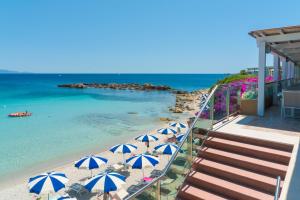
[[8, 112, 32, 117]]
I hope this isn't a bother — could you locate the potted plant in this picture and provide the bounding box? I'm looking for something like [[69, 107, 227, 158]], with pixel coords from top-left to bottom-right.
[[240, 90, 257, 115]]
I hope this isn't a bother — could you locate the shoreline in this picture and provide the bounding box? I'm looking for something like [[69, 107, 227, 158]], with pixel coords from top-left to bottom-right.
[[0, 88, 205, 200], [0, 116, 191, 200]]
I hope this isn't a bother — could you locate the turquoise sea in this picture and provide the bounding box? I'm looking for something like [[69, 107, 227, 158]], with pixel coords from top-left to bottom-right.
[[0, 74, 227, 180]]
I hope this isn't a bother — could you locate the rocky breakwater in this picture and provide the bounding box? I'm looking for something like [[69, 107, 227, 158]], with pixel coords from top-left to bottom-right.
[[58, 83, 172, 91], [58, 82, 209, 115], [169, 89, 209, 113]]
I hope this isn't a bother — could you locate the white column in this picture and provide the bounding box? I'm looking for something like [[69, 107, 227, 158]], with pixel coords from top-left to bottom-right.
[[273, 54, 279, 104], [257, 42, 266, 117]]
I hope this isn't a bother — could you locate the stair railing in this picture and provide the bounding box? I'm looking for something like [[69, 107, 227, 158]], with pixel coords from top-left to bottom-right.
[[274, 176, 281, 200], [124, 83, 241, 200]]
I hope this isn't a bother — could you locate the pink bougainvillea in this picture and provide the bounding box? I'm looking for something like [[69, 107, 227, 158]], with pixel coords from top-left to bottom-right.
[[198, 75, 273, 121]]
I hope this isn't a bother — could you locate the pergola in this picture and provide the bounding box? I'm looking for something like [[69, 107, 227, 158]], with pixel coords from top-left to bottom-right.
[[249, 25, 300, 116]]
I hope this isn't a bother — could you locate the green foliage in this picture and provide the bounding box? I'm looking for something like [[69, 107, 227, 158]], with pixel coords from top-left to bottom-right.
[[242, 90, 257, 100], [240, 69, 248, 75], [216, 74, 256, 85]]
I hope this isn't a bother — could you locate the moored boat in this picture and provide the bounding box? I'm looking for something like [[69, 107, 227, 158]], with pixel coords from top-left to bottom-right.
[[8, 112, 32, 117]]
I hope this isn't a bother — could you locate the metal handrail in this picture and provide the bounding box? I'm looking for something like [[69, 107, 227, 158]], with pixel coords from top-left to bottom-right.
[[124, 85, 219, 200], [274, 176, 281, 200]]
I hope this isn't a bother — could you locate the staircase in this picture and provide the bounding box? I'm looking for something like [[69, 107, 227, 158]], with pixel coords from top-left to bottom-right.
[[177, 130, 293, 200]]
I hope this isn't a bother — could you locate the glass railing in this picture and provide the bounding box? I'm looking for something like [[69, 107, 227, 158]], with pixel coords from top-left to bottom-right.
[[124, 84, 241, 200], [265, 78, 299, 106]]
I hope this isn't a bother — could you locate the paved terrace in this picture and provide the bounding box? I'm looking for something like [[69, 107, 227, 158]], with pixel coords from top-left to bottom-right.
[[215, 106, 300, 200]]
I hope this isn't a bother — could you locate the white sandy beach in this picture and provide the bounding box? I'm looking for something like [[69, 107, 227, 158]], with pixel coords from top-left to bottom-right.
[[0, 93, 201, 200]]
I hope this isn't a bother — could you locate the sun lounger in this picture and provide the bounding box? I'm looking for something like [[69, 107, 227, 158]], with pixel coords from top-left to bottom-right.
[[67, 183, 88, 196], [113, 163, 124, 171], [127, 183, 147, 194], [150, 169, 163, 178], [143, 177, 153, 182]]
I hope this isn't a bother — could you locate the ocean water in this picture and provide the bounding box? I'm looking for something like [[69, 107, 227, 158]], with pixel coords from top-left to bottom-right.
[[0, 74, 227, 179]]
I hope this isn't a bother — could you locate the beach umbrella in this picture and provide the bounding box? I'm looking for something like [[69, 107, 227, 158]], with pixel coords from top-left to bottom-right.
[[75, 155, 108, 177], [135, 134, 158, 151], [176, 134, 185, 143], [135, 134, 158, 142], [126, 154, 159, 178], [157, 128, 177, 135], [109, 144, 137, 164], [154, 143, 180, 159], [85, 172, 126, 200], [169, 122, 187, 133], [169, 122, 187, 129], [28, 171, 69, 200]]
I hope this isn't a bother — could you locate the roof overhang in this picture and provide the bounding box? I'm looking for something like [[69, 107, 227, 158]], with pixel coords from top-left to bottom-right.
[[249, 25, 300, 65]]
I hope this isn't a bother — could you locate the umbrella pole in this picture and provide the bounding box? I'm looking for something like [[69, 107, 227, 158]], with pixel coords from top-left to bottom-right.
[[123, 154, 125, 165], [142, 168, 144, 179], [91, 169, 93, 178]]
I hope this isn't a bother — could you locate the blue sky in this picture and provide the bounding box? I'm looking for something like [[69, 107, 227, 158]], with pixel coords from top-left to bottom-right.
[[0, 0, 300, 73]]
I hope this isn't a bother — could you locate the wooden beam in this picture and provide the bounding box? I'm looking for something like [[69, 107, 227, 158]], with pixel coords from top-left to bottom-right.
[[256, 32, 300, 43], [272, 42, 300, 50]]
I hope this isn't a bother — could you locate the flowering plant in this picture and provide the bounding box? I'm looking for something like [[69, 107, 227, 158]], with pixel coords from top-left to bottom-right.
[[198, 74, 273, 120]]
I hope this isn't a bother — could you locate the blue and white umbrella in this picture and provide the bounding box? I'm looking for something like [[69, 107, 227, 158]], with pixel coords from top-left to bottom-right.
[[28, 171, 69, 199], [176, 134, 185, 143], [110, 144, 137, 154], [135, 134, 158, 142], [169, 122, 187, 129], [126, 154, 159, 177], [85, 172, 126, 194], [135, 134, 158, 151], [157, 128, 177, 135], [110, 144, 137, 164], [154, 143, 180, 155], [75, 155, 108, 177]]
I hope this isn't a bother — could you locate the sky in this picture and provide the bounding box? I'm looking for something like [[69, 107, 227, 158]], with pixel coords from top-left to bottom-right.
[[0, 0, 300, 73]]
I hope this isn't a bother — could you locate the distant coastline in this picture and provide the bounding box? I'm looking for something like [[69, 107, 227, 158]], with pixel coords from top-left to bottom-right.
[[0, 69, 32, 74]]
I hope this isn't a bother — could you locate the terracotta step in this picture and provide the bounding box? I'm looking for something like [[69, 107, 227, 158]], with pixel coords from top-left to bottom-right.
[[178, 184, 229, 200], [205, 137, 291, 165], [199, 147, 288, 179], [194, 129, 293, 152], [187, 171, 274, 200], [193, 157, 283, 194]]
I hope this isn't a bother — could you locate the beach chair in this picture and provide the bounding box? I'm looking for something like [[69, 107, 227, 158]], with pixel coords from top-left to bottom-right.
[[112, 163, 124, 171], [150, 169, 163, 178], [143, 177, 153, 182], [281, 90, 300, 118], [67, 183, 88, 196]]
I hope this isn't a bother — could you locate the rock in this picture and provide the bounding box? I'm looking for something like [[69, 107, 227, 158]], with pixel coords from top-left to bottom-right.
[[159, 117, 173, 122], [128, 112, 138, 114], [174, 108, 183, 113], [58, 83, 174, 92], [58, 83, 87, 89]]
